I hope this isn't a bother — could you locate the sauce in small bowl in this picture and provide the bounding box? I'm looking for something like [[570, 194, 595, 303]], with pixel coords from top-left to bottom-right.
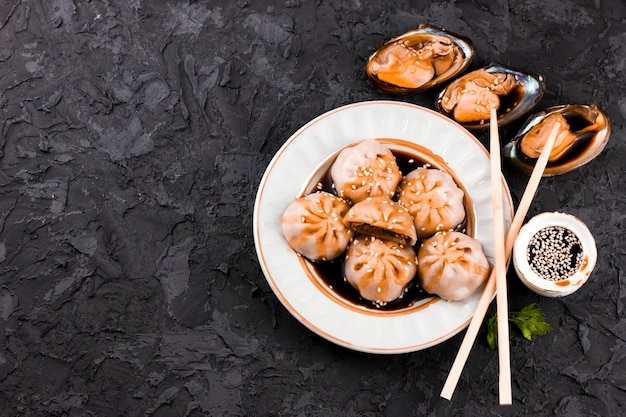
[[513, 212, 597, 297]]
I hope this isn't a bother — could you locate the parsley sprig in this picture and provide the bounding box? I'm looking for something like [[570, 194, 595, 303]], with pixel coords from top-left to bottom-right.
[[486, 303, 553, 349]]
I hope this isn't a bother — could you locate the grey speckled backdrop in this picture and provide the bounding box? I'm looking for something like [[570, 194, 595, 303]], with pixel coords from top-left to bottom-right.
[[0, 1, 624, 416]]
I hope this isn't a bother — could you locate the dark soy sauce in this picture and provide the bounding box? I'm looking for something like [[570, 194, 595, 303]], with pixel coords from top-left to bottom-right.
[[308, 150, 460, 311], [516, 111, 598, 166], [498, 85, 525, 117], [526, 226, 583, 281]]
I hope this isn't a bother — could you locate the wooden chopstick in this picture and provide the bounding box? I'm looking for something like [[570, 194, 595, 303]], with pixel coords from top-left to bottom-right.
[[440, 115, 562, 402], [489, 108, 511, 405]]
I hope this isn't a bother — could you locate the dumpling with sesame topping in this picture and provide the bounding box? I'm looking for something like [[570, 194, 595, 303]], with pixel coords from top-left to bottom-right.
[[345, 235, 418, 303], [330, 139, 402, 204], [397, 168, 465, 239], [344, 197, 418, 246], [417, 231, 490, 301], [281, 191, 353, 261]]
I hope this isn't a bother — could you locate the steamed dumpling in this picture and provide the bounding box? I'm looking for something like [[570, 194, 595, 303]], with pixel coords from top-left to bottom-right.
[[344, 235, 418, 303], [344, 197, 417, 246], [331, 139, 402, 203], [397, 168, 465, 239], [417, 231, 490, 301], [281, 191, 353, 261]]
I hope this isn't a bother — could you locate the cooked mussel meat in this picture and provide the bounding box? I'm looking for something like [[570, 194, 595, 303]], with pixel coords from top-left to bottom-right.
[[435, 63, 545, 129], [366, 24, 475, 94], [503, 104, 610, 176]]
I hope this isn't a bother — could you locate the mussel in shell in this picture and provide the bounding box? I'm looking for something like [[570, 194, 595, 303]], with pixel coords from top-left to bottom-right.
[[503, 104, 610, 176], [435, 63, 546, 129], [366, 24, 475, 94]]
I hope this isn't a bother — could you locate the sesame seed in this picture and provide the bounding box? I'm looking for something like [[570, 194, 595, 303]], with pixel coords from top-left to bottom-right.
[[526, 226, 583, 281]]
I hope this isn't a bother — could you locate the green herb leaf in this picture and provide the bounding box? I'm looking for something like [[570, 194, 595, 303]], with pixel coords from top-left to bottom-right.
[[485, 303, 552, 349], [508, 303, 553, 341], [486, 314, 498, 349]]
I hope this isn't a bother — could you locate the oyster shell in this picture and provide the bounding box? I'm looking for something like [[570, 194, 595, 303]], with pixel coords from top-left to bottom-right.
[[366, 24, 475, 94], [503, 104, 610, 176], [435, 63, 546, 129]]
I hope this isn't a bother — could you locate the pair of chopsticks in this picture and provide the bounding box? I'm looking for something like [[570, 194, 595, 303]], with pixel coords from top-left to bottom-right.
[[440, 108, 561, 404]]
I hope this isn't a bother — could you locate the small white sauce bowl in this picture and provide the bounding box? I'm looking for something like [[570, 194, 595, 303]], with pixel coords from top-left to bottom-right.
[[513, 212, 597, 297]]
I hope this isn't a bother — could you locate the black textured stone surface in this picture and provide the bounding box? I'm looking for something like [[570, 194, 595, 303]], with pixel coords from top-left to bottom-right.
[[1, 1, 624, 416]]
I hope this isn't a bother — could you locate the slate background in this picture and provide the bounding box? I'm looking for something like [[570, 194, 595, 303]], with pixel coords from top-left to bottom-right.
[[0, 0, 624, 416]]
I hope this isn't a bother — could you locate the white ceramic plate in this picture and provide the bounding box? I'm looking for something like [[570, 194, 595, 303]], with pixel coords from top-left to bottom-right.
[[253, 101, 513, 354]]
